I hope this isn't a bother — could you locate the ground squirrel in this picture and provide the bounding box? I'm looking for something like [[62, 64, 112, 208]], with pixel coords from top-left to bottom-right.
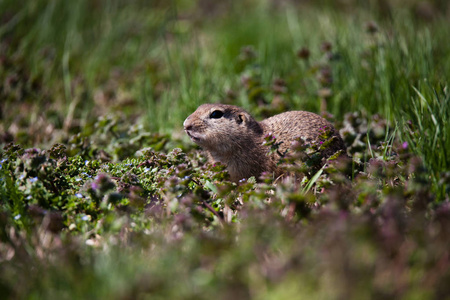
[[184, 103, 346, 182]]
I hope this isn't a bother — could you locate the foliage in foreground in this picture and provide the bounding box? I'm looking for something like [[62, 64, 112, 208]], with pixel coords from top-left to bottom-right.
[[1, 111, 449, 299]]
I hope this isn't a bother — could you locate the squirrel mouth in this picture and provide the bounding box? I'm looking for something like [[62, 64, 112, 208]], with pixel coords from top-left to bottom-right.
[[185, 130, 202, 143]]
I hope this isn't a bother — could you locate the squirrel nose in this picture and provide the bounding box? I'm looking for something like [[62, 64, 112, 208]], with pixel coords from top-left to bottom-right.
[[183, 118, 192, 131]]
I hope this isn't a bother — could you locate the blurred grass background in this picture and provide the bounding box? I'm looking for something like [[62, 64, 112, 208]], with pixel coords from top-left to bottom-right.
[[1, 0, 449, 129]]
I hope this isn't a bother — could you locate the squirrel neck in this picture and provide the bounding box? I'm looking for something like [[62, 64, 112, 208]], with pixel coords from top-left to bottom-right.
[[207, 127, 270, 181]]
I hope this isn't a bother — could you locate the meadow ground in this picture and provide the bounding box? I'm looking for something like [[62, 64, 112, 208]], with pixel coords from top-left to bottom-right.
[[1, 1, 450, 299]]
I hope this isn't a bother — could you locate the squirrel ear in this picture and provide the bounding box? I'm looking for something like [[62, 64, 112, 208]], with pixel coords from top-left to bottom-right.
[[237, 114, 246, 124]]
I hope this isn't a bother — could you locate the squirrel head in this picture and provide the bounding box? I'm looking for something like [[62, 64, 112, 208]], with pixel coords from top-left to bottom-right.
[[183, 104, 263, 152]]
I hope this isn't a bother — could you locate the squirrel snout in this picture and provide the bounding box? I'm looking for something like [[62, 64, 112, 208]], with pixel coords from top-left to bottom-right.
[[183, 118, 192, 131], [183, 117, 200, 133]]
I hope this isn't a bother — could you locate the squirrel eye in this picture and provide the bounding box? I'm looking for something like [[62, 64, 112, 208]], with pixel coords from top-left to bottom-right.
[[210, 110, 224, 119]]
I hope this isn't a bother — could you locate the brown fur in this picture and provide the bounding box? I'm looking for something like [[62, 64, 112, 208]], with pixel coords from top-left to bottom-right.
[[183, 104, 346, 182]]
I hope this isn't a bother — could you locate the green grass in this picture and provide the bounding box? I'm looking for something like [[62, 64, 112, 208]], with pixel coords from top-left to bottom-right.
[[1, 0, 450, 299], [399, 84, 450, 199], [2, 1, 449, 133]]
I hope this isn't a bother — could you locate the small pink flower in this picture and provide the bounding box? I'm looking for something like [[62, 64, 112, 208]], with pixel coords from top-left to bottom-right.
[[402, 141, 408, 149]]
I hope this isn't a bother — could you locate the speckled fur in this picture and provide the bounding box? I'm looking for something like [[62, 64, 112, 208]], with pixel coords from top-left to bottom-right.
[[184, 104, 346, 182]]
